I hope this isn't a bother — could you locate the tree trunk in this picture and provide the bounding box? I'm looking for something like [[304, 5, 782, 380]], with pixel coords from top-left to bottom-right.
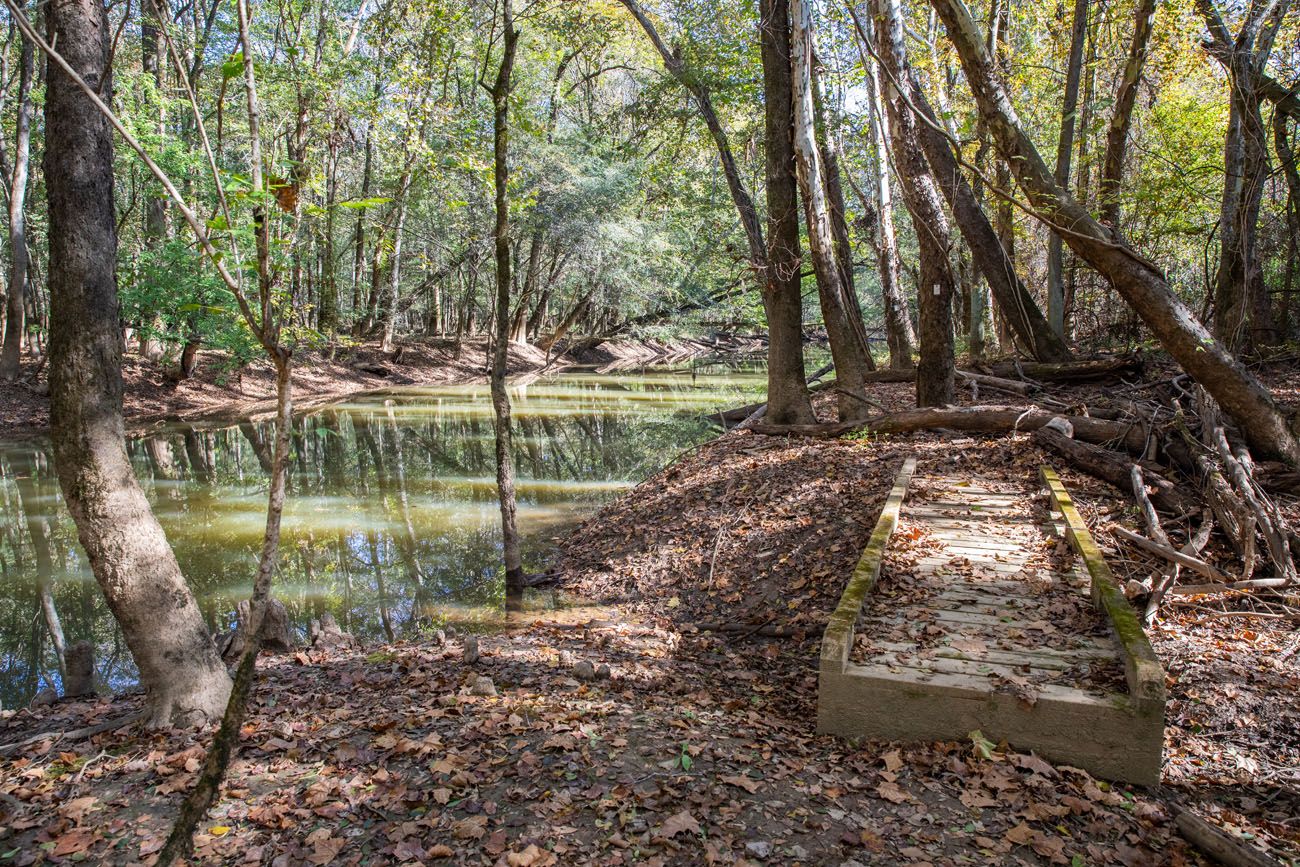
[[138, 0, 167, 363], [489, 0, 524, 612], [622, 0, 814, 424], [510, 232, 544, 343], [813, 62, 874, 368], [1198, 0, 1286, 353], [1047, 0, 1088, 339], [0, 20, 34, 381], [758, 0, 818, 423], [850, 20, 915, 369], [871, 0, 956, 406], [791, 0, 873, 419], [906, 77, 1071, 362], [44, 0, 231, 727], [380, 172, 412, 352], [928, 0, 1300, 468], [1099, 0, 1156, 231]]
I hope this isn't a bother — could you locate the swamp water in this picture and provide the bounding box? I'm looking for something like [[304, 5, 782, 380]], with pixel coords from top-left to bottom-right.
[[0, 362, 766, 707]]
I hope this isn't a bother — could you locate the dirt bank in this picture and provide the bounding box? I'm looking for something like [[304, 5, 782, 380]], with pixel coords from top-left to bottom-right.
[[0, 335, 759, 439]]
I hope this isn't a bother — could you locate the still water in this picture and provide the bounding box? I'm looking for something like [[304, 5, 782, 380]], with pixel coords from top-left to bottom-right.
[[0, 362, 766, 708]]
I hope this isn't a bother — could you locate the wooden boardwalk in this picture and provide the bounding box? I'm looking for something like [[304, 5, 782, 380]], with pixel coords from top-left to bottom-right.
[[819, 459, 1166, 784]]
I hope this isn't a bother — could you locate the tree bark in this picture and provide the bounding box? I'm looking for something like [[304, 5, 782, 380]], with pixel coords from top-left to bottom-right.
[[813, 61, 874, 368], [906, 78, 1071, 362], [849, 17, 915, 369], [1047, 0, 1088, 339], [0, 17, 34, 381], [1098, 0, 1156, 232], [928, 0, 1300, 468], [759, 0, 818, 423], [1198, 0, 1286, 353], [44, 0, 231, 727], [1032, 427, 1197, 515], [489, 0, 524, 612], [791, 0, 874, 419], [870, 0, 955, 406]]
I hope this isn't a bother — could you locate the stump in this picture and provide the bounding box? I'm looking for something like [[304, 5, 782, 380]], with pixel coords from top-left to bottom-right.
[[63, 640, 96, 697], [219, 598, 298, 663], [309, 612, 357, 650]]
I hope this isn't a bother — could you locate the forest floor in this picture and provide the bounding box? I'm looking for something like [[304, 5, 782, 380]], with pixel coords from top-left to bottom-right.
[[0, 362, 1298, 866]]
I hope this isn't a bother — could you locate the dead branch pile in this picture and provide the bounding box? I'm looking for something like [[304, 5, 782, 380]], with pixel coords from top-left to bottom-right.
[[746, 361, 1297, 620]]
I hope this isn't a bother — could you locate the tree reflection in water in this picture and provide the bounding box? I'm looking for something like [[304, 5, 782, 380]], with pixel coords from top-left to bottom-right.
[[0, 363, 765, 707]]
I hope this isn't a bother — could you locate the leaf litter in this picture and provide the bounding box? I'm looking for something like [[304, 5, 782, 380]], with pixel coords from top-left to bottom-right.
[[1, 381, 1296, 864]]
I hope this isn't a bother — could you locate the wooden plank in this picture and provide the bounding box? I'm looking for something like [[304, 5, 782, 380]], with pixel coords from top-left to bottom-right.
[[868, 638, 1116, 666], [1040, 466, 1167, 715], [820, 457, 917, 673], [865, 650, 1123, 688]]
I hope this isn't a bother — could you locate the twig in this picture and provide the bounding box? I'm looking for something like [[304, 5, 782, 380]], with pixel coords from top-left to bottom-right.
[[1111, 526, 1231, 583], [0, 709, 146, 758]]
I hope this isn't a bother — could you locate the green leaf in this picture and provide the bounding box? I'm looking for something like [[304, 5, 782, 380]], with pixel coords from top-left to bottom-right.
[[339, 196, 393, 210], [969, 730, 997, 760], [221, 52, 245, 81]]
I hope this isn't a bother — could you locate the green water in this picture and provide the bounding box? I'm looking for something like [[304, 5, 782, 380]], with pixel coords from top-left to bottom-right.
[[0, 361, 767, 708]]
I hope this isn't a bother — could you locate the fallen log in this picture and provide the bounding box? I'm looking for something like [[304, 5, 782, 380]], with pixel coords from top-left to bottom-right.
[[859, 368, 1035, 395], [956, 370, 1034, 396], [983, 354, 1143, 383], [752, 404, 1149, 453], [1032, 428, 1198, 515], [1174, 808, 1282, 867]]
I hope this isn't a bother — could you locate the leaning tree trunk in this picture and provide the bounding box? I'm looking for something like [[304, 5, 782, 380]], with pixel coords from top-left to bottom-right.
[[0, 21, 34, 382], [871, 0, 955, 407], [489, 0, 524, 611], [929, 0, 1300, 468], [43, 0, 231, 727], [790, 0, 874, 420]]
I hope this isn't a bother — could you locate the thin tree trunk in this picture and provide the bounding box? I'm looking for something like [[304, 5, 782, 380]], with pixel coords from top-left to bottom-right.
[[791, 0, 873, 419], [1099, 0, 1157, 232], [850, 20, 915, 368], [813, 62, 874, 368], [1, 18, 34, 381], [1198, 0, 1286, 353], [488, 0, 524, 612], [1047, 0, 1089, 339], [929, 0, 1300, 467], [380, 171, 412, 351], [44, 0, 231, 727], [870, 0, 956, 406]]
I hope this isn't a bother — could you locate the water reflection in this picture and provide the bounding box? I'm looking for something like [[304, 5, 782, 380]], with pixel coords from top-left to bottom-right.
[[0, 362, 765, 707]]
